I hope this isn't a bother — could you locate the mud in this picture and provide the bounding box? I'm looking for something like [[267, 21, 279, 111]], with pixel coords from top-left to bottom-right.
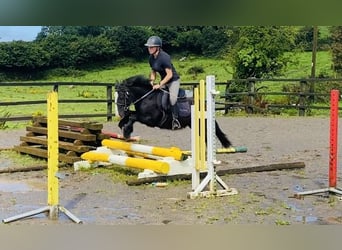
[[1, 116, 342, 225]]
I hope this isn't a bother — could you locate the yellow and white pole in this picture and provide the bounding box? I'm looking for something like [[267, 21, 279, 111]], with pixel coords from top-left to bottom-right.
[[102, 139, 185, 161], [81, 151, 170, 174], [47, 91, 59, 219]]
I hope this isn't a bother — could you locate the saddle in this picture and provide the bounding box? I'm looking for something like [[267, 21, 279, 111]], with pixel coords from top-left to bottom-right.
[[158, 88, 191, 126]]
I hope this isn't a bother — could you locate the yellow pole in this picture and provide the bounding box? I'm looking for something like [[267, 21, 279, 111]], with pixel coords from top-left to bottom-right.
[[81, 151, 170, 174], [194, 87, 200, 170], [102, 139, 185, 161], [199, 80, 206, 171], [47, 91, 59, 208]]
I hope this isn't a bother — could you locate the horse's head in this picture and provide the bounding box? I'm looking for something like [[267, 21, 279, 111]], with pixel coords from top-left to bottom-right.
[[115, 75, 152, 118], [115, 82, 131, 118]]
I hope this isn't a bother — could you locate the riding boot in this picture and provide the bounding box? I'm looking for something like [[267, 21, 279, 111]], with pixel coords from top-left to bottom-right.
[[171, 104, 181, 130]]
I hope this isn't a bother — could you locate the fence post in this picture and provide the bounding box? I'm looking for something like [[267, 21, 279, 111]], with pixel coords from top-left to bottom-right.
[[106, 85, 113, 121], [298, 80, 307, 116], [53, 84, 58, 92], [247, 78, 256, 114], [224, 81, 231, 114]]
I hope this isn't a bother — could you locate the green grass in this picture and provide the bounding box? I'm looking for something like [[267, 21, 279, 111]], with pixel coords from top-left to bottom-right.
[[0, 51, 337, 129], [0, 150, 47, 166], [283, 51, 333, 78], [45, 56, 234, 83]]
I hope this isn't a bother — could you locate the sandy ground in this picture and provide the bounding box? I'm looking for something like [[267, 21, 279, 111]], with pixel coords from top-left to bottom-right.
[[1, 116, 342, 225]]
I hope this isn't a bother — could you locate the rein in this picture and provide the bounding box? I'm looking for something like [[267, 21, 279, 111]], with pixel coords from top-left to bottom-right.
[[117, 88, 155, 113], [118, 83, 169, 113], [132, 89, 155, 105]]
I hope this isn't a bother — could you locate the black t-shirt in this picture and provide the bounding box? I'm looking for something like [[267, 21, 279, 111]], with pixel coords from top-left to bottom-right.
[[149, 50, 179, 83]]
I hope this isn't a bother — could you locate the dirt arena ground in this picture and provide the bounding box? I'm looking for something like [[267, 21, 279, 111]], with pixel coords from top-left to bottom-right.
[[1, 116, 342, 225]]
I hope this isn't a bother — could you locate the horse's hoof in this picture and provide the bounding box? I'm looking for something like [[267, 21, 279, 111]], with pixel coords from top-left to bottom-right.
[[172, 119, 181, 130]]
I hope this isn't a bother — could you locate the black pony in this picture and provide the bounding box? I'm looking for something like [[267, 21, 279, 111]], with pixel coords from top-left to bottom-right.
[[115, 75, 232, 148]]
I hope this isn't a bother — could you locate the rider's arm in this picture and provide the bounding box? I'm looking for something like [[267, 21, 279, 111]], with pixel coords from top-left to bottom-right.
[[160, 68, 173, 86], [150, 71, 157, 85]]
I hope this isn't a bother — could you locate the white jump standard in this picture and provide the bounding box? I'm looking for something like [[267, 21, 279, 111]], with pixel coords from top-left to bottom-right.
[[188, 75, 238, 199]]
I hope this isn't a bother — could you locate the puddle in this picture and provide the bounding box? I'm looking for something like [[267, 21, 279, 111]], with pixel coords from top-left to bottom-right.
[[295, 215, 318, 224], [0, 159, 12, 169], [0, 179, 44, 193], [287, 203, 303, 212]]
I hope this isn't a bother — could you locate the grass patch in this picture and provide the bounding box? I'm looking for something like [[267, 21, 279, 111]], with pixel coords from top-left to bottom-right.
[[0, 149, 47, 167], [80, 164, 141, 183]]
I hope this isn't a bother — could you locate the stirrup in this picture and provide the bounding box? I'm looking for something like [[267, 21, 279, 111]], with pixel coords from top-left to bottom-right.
[[172, 119, 181, 130]]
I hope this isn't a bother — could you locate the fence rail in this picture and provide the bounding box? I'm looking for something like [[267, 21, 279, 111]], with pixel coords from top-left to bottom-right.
[[1, 78, 342, 123], [220, 77, 342, 115], [0, 82, 115, 123]]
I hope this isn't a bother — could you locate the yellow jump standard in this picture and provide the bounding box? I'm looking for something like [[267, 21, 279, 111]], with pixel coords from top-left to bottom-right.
[[3, 91, 82, 224]]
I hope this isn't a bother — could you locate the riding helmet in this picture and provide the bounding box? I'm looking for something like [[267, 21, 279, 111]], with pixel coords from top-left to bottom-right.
[[144, 36, 162, 47]]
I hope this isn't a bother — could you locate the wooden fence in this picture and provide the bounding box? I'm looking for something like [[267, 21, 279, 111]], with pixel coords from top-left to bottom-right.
[[1, 78, 342, 124], [0, 82, 115, 123], [217, 78, 342, 115]]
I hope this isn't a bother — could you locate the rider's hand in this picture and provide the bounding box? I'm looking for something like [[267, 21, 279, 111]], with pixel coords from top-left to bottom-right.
[[153, 84, 161, 90]]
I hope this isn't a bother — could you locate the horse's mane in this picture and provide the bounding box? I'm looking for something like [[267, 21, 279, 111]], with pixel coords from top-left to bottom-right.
[[120, 75, 152, 90]]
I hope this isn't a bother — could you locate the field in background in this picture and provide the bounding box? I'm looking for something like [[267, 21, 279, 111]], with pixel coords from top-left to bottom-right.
[[0, 51, 336, 129]]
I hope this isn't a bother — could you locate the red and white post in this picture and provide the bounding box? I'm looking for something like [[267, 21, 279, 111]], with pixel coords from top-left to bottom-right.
[[295, 89, 342, 198]]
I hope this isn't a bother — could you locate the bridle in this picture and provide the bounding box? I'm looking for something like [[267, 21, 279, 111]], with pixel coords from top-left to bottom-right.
[[117, 87, 155, 113]]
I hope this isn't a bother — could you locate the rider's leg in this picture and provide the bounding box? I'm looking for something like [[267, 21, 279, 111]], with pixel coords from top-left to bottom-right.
[[168, 80, 181, 130], [170, 104, 181, 129]]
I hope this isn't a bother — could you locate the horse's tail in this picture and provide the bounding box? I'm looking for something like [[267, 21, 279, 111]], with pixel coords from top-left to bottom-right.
[[215, 121, 232, 148]]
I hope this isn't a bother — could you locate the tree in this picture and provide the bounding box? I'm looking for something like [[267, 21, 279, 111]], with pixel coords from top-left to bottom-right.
[[295, 26, 316, 51], [36, 26, 110, 41], [105, 26, 150, 60], [230, 26, 297, 79], [0, 41, 50, 70], [331, 26, 342, 75]]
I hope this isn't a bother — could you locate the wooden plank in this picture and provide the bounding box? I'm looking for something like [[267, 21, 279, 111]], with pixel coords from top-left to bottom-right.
[[0, 163, 68, 174], [57, 125, 110, 140], [0, 165, 47, 173], [19, 136, 94, 153], [33, 117, 103, 130], [126, 162, 306, 186], [26, 126, 97, 141], [14, 145, 81, 164]]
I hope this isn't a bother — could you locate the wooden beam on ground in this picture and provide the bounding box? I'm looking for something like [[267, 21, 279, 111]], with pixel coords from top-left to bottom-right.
[[126, 161, 305, 186], [0, 163, 67, 174]]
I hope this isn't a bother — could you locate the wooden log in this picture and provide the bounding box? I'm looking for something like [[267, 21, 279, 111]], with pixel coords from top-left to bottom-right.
[[19, 136, 95, 153], [13, 145, 81, 164], [0, 163, 67, 174], [0, 165, 47, 173], [126, 161, 306, 186], [33, 117, 104, 130], [26, 126, 97, 141]]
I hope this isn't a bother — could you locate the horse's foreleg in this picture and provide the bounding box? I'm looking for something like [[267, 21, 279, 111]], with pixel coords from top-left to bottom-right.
[[122, 114, 137, 139]]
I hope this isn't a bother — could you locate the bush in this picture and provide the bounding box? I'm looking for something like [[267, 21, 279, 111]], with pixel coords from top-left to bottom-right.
[[187, 66, 204, 75]]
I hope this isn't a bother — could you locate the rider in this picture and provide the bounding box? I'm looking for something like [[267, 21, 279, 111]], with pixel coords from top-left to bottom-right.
[[144, 35, 181, 130]]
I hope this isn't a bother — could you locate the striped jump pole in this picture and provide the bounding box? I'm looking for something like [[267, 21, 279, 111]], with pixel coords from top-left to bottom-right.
[[81, 151, 170, 174], [295, 89, 342, 198], [188, 75, 237, 199], [3, 91, 82, 224], [101, 139, 186, 161]]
